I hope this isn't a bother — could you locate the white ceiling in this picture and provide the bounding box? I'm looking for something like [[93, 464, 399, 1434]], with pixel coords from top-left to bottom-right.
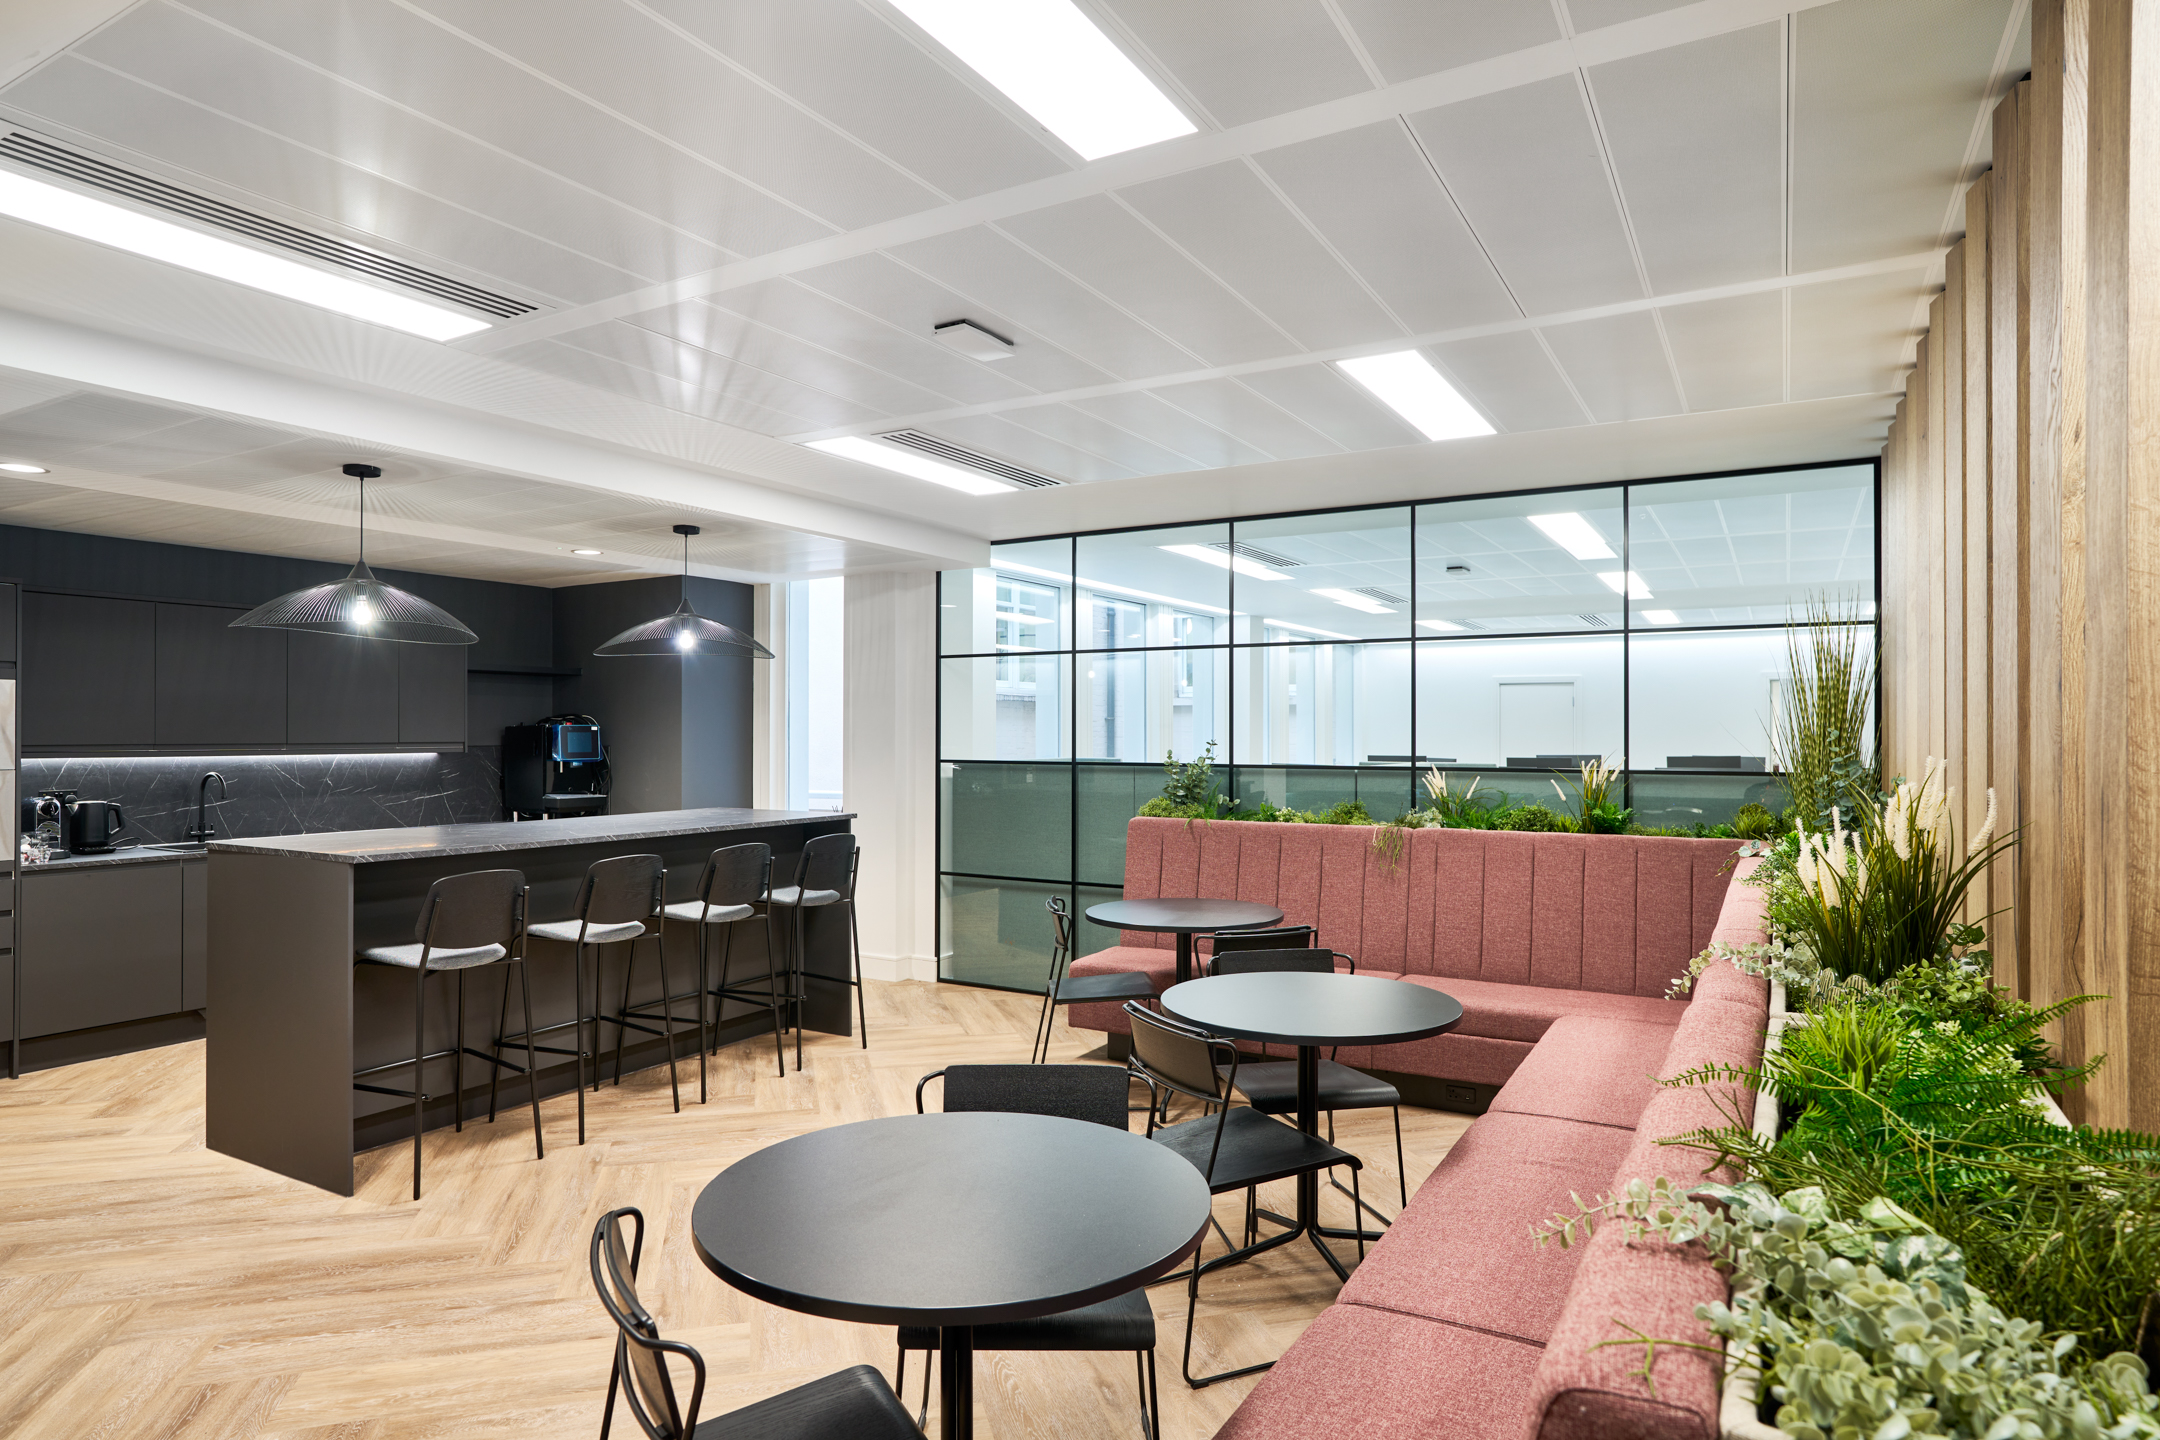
[[0, 0, 2026, 584]]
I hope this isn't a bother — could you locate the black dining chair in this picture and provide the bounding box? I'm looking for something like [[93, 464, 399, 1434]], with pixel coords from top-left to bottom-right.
[[1203, 924, 1316, 963], [1206, 948, 1408, 1217], [1122, 1002, 1364, 1389], [663, 843, 786, 1086], [766, 833, 867, 1070], [497, 853, 665, 1144], [1030, 896, 1157, 1064], [898, 1064, 1162, 1438], [589, 1207, 916, 1440], [353, 868, 542, 1202]]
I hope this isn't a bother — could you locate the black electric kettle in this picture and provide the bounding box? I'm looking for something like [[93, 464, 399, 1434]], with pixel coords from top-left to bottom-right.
[[65, 800, 127, 854]]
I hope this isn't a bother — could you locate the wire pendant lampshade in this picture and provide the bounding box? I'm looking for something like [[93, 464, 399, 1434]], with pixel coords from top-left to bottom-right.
[[229, 464, 477, 644], [595, 525, 774, 658]]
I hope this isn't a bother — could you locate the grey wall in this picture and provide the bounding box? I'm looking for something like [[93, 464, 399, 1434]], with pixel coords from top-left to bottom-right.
[[679, 574, 755, 809]]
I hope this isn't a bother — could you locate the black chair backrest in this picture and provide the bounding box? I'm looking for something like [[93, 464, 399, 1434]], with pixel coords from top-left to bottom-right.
[[1125, 1003, 1232, 1105], [1045, 895, 1073, 959], [415, 869, 525, 951], [700, 843, 771, 908], [590, 1207, 705, 1440], [577, 854, 664, 927], [1208, 947, 1349, 977], [1209, 924, 1316, 956], [795, 832, 857, 896], [918, 1064, 1128, 1131]]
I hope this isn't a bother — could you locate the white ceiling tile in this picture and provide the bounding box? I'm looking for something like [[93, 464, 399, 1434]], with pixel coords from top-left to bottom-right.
[[1331, 0, 1560, 85], [1427, 332, 1588, 432], [501, 335, 870, 433], [1565, 0, 1699, 29], [1787, 270, 1924, 401], [1538, 311, 1684, 422], [694, 285, 1032, 407], [1066, 391, 1274, 469], [624, 307, 963, 416], [1587, 23, 1784, 292], [1256, 121, 1519, 333], [1143, 377, 1341, 461], [1117, 161, 1402, 348], [990, 402, 1203, 476], [1407, 75, 1643, 313], [1658, 291, 1784, 413], [995, 196, 1292, 365], [1235, 365, 1422, 450], [639, 0, 1065, 198], [404, 0, 941, 230], [0, 372, 79, 421], [0, 393, 198, 455], [1092, 0, 1371, 127], [1791, 0, 2021, 270], [927, 414, 1145, 484], [163, 0, 834, 260], [555, 322, 892, 430], [885, 228, 1199, 381]]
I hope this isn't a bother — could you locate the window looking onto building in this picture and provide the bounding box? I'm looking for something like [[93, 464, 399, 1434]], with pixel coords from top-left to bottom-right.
[[785, 577, 844, 813]]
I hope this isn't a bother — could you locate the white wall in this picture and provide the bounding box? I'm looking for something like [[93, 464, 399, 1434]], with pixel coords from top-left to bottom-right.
[[844, 570, 938, 982]]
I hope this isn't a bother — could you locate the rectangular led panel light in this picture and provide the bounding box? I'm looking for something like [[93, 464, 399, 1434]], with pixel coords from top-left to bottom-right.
[[807, 435, 1015, 495], [0, 168, 490, 341], [1641, 609, 1681, 625], [1597, 570, 1652, 599], [1310, 587, 1395, 614], [1159, 543, 1285, 580], [888, 0, 1196, 160], [1263, 618, 1358, 641], [1527, 512, 1616, 561], [1417, 618, 1467, 632], [1335, 351, 1495, 442]]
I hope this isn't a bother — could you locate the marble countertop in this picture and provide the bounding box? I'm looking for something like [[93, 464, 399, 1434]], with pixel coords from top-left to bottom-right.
[[207, 808, 854, 865], [21, 845, 206, 872]]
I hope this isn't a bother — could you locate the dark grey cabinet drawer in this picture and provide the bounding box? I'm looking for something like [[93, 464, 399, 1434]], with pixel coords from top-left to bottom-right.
[[155, 604, 288, 748], [288, 633, 400, 745], [398, 643, 466, 746], [23, 593, 156, 749], [20, 863, 184, 1036]]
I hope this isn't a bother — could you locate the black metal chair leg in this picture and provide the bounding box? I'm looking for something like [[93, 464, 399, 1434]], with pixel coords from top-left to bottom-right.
[[453, 969, 466, 1134], [518, 959, 543, 1160], [411, 961, 427, 1202], [1145, 1347, 1160, 1440], [763, 912, 785, 1076], [1394, 1104, 1407, 1208], [574, 944, 588, 1146], [613, 937, 635, 1086], [849, 897, 868, 1049], [489, 968, 511, 1121], [693, 923, 707, 1105], [792, 906, 805, 1073], [658, 931, 681, 1114]]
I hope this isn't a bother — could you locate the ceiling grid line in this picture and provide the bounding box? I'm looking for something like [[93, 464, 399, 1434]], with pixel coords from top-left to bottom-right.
[[848, 0, 1085, 166], [1099, 191, 1309, 353], [1235, 154, 1420, 340], [1529, 327, 1600, 427], [1316, 0, 1389, 89]]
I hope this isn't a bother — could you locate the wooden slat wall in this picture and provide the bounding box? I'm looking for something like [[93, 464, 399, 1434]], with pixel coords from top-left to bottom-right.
[[1880, 0, 2160, 1127]]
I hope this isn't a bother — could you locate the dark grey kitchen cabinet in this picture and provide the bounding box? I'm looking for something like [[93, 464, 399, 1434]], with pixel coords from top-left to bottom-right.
[[155, 603, 288, 749], [20, 862, 184, 1036], [288, 632, 401, 746], [182, 858, 208, 1012], [23, 593, 156, 749], [398, 642, 466, 746], [0, 581, 18, 665]]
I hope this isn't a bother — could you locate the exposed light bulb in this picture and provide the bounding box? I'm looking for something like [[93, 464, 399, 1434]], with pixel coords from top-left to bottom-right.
[[351, 596, 374, 627], [673, 626, 697, 652]]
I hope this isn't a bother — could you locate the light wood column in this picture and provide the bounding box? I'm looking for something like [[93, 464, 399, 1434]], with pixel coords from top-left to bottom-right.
[[1988, 87, 2028, 998]]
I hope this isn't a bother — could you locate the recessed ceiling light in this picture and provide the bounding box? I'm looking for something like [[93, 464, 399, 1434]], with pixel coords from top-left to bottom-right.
[[1310, 587, 1395, 615], [807, 435, 1014, 495], [888, 0, 1197, 160], [571, 548, 603, 556], [1262, 618, 1359, 641], [1527, 512, 1617, 561], [1641, 609, 1681, 625], [0, 168, 490, 341], [1597, 570, 1652, 599], [1335, 351, 1495, 442], [935, 319, 1015, 361], [1417, 619, 1466, 632], [0, 462, 47, 473], [1158, 543, 1285, 581]]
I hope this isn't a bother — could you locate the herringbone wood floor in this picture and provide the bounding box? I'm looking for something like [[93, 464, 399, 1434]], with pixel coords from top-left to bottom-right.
[[0, 980, 1471, 1440]]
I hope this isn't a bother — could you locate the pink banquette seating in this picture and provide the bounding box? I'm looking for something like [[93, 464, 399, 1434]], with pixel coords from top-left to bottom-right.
[[1067, 818, 1774, 1440]]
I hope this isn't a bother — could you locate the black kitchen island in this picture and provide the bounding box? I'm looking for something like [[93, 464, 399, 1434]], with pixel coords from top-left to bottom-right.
[[205, 808, 853, 1195]]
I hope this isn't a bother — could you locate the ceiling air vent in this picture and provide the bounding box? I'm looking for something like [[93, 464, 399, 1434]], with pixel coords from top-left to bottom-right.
[[1578, 614, 1611, 627], [1352, 586, 1406, 604], [1208, 541, 1301, 568], [0, 131, 537, 320], [876, 430, 1061, 488]]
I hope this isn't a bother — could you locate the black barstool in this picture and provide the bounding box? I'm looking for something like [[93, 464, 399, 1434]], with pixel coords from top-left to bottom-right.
[[670, 842, 787, 1083], [496, 853, 665, 1143], [766, 832, 866, 1071], [352, 869, 541, 1202]]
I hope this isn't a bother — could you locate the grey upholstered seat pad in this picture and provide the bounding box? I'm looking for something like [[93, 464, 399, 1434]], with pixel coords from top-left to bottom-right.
[[527, 918, 646, 945], [768, 886, 840, 907], [661, 900, 755, 925], [356, 941, 506, 970]]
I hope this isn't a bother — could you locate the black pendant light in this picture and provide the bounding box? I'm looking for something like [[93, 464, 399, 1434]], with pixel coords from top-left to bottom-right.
[[595, 524, 774, 658], [229, 464, 477, 644]]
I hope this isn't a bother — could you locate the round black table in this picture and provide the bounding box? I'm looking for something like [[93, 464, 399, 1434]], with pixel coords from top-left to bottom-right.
[[1161, 972, 1462, 1277], [1084, 897, 1285, 985], [692, 1111, 1211, 1440]]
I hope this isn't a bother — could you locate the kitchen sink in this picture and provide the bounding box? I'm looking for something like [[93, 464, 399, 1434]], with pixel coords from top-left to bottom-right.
[[140, 841, 209, 853]]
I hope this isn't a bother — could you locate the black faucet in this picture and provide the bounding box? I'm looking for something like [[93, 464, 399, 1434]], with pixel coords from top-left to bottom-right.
[[189, 771, 228, 843]]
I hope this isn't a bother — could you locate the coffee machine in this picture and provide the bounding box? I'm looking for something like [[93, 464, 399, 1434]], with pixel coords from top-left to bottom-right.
[[503, 716, 611, 820]]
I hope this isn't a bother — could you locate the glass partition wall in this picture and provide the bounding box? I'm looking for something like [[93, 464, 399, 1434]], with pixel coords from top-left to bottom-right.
[[937, 462, 1878, 989]]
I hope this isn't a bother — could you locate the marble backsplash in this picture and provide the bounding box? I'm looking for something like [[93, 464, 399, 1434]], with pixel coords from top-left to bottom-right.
[[21, 750, 506, 845]]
